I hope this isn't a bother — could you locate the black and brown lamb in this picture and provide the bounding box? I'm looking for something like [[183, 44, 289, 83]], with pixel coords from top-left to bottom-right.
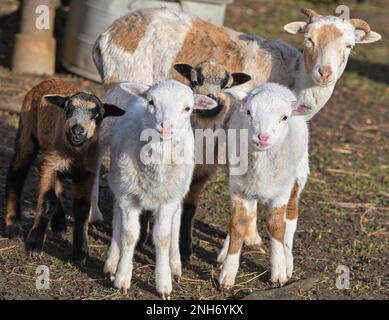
[[5, 79, 124, 265]]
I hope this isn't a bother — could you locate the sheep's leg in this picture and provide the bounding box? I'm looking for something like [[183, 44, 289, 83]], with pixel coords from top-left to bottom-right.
[[284, 181, 300, 279], [104, 200, 122, 279], [89, 140, 108, 223], [244, 208, 263, 247], [219, 198, 257, 289], [72, 172, 94, 266], [25, 160, 57, 257], [50, 177, 67, 233], [170, 205, 182, 283], [218, 202, 263, 264], [154, 201, 178, 299], [180, 172, 212, 261], [114, 198, 141, 293], [5, 131, 38, 240], [266, 202, 288, 287]]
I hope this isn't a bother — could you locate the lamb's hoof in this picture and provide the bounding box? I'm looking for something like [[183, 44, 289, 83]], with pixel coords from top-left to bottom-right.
[[73, 250, 88, 266], [270, 269, 288, 287], [25, 229, 44, 258], [218, 273, 235, 290], [161, 294, 171, 300], [114, 274, 132, 294], [5, 223, 23, 240]]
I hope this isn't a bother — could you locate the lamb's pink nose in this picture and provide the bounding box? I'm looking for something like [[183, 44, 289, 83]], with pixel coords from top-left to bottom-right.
[[258, 133, 269, 145], [160, 120, 173, 135]]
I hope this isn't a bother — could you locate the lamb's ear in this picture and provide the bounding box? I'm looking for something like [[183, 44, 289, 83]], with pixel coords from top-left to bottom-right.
[[291, 102, 312, 116], [224, 88, 248, 101], [193, 94, 218, 110], [173, 64, 194, 82], [103, 103, 126, 118], [355, 30, 382, 44], [283, 21, 307, 34], [44, 95, 68, 109], [231, 73, 252, 87], [119, 82, 150, 99]]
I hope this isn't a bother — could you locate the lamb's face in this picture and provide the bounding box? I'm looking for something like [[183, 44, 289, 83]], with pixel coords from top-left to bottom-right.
[[174, 62, 251, 118], [145, 81, 195, 140], [119, 80, 218, 141], [243, 92, 293, 151], [44, 92, 125, 147], [235, 84, 311, 152]]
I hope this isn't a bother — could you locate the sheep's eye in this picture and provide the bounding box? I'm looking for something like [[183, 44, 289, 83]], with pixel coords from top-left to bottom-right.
[[282, 116, 288, 121], [247, 110, 251, 116], [184, 106, 191, 112], [148, 100, 154, 106], [346, 44, 353, 49]]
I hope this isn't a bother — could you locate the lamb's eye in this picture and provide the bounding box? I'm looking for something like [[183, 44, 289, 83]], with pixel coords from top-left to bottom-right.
[[184, 106, 191, 112], [282, 115, 288, 121], [346, 44, 353, 49], [247, 110, 251, 116], [148, 100, 154, 106]]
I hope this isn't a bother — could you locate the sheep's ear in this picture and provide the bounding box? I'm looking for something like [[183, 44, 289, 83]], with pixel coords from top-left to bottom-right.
[[119, 82, 150, 99], [231, 73, 252, 87], [291, 102, 312, 116], [355, 30, 382, 44], [173, 64, 194, 82], [44, 95, 67, 109], [103, 103, 125, 118], [283, 21, 307, 34], [224, 88, 248, 101], [193, 94, 218, 110]]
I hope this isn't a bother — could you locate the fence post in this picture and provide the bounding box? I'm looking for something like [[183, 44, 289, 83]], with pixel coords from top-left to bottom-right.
[[12, 0, 56, 75]]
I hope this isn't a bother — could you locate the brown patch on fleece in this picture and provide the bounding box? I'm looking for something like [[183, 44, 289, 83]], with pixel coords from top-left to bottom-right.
[[266, 206, 286, 243]]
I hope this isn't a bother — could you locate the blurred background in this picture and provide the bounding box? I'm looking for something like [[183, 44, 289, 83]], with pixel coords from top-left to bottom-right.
[[0, 0, 388, 300]]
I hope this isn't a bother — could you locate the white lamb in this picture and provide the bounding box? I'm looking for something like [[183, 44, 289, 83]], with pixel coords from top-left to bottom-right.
[[218, 83, 311, 288], [105, 80, 216, 298]]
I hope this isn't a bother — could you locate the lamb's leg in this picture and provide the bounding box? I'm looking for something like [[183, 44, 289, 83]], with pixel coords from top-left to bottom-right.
[[266, 203, 288, 287], [180, 172, 212, 262], [50, 178, 67, 233], [170, 204, 182, 283], [113, 198, 141, 293], [89, 140, 108, 223], [104, 200, 122, 280], [25, 159, 57, 257], [5, 130, 38, 239], [154, 201, 178, 299], [218, 205, 263, 264], [219, 198, 257, 289], [244, 209, 263, 247], [284, 181, 300, 279], [72, 172, 94, 266]]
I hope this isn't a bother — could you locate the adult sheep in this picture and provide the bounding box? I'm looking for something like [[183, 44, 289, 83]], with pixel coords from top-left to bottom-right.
[[93, 7, 381, 260]]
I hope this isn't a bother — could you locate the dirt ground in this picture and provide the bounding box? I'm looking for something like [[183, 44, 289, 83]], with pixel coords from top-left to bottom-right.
[[0, 0, 388, 300]]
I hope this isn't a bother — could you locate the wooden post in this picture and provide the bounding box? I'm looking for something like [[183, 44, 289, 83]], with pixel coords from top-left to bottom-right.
[[12, 0, 56, 75]]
